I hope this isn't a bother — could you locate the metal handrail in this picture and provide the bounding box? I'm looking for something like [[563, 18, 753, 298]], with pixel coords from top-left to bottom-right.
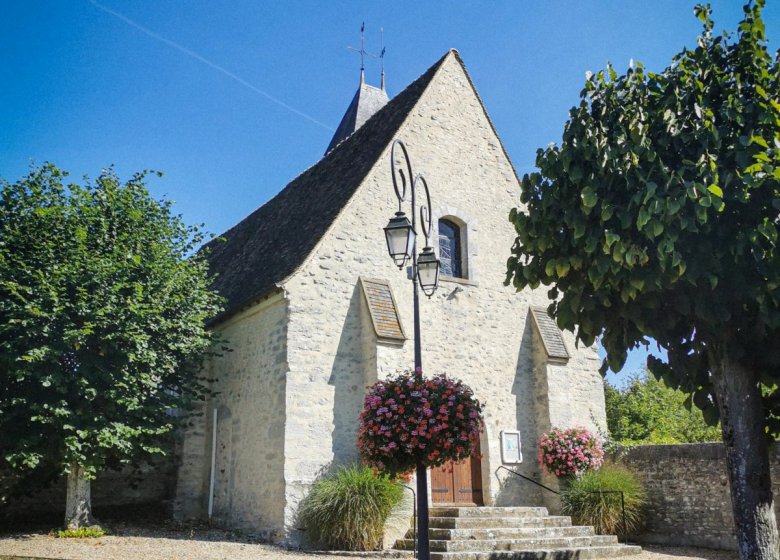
[[584, 490, 628, 544], [496, 466, 629, 543], [495, 465, 560, 495], [401, 484, 417, 558]]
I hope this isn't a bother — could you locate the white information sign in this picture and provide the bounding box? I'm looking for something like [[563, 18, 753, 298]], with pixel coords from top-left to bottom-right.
[[500, 430, 523, 464]]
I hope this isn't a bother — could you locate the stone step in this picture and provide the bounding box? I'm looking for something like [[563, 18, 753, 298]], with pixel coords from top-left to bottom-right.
[[429, 545, 643, 560], [430, 507, 549, 518], [419, 525, 596, 541], [429, 516, 572, 529], [396, 535, 619, 552]]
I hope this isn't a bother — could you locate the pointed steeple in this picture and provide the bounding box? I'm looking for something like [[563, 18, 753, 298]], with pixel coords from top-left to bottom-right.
[[326, 24, 389, 154], [325, 80, 389, 154]]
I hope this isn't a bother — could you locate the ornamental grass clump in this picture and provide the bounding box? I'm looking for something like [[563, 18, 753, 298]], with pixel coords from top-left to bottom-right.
[[561, 463, 646, 537], [298, 465, 403, 551], [538, 426, 604, 478], [357, 370, 484, 476]]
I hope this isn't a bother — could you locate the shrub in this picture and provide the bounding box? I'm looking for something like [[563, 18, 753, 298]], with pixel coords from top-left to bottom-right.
[[298, 465, 403, 551], [561, 463, 646, 536], [55, 527, 106, 538], [357, 370, 483, 476], [538, 427, 604, 478]]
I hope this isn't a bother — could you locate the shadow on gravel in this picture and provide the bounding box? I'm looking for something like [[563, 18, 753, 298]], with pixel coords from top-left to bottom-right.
[[1, 502, 271, 547], [1, 556, 62, 559]]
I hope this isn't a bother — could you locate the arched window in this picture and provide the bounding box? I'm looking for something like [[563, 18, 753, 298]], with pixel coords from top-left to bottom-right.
[[438, 219, 463, 278]]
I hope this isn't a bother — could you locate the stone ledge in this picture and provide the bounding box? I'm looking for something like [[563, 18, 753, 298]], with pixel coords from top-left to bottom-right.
[[440, 275, 479, 287], [621, 442, 726, 460], [621, 441, 780, 461]]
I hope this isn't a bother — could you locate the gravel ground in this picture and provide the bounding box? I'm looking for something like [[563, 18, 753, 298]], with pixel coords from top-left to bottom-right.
[[0, 524, 739, 560]]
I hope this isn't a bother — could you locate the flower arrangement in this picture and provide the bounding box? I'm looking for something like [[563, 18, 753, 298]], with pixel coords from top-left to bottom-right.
[[538, 426, 604, 478], [357, 369, 484, 476]]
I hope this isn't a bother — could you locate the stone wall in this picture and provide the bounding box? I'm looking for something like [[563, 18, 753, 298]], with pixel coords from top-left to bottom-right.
[[621, 443, 780, 550], [2, 454, 176, 520]]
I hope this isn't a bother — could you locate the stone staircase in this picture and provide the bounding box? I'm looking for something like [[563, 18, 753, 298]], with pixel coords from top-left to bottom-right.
[[394, 506, 642, 560]]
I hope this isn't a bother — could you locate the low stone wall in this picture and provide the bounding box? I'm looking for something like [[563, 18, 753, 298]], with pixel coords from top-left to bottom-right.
[[1, 454, 176, 522], [620, 443, 780, 550]]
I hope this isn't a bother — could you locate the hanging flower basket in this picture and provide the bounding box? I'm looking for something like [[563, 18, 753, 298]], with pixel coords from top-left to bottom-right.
[[357, 369, 484, 477]]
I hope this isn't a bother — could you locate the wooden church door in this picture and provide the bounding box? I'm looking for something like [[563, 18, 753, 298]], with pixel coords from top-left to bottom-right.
[[430, 439, 483, 505]]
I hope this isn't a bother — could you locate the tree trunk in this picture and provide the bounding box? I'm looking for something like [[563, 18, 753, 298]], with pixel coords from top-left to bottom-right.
[[711, 353, 779, 560], [64, 464, 100, 530]]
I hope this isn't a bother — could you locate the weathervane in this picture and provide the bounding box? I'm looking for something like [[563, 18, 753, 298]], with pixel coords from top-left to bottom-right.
[[348, 22, 376, 82], [380, 27, 386, 90]]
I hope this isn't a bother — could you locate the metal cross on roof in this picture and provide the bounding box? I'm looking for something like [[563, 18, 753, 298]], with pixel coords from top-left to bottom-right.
[[348, 22, 376, 79]]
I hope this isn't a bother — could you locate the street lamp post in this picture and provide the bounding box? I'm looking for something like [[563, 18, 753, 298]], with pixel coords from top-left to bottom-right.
[[383, 139, 440, 560]]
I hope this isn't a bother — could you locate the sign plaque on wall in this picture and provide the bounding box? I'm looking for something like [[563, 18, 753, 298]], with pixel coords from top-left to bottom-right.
[[500, 430, 523, 464]]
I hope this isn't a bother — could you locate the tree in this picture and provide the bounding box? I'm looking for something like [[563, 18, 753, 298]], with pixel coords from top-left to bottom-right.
[[605, 372, 721, 444], [506, 2, 779, 558], [0, 164, 223, 529]]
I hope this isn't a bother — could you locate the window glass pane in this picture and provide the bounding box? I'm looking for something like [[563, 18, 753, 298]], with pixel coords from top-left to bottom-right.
[[438, 219, 462, 278]]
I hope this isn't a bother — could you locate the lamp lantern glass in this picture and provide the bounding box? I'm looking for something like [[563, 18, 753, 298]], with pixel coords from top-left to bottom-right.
[[384, 212, 416, 268], [417, 246, 440, 297]]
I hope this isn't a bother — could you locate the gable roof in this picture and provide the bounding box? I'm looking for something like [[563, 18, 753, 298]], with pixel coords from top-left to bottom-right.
[[204, 51, 450, 323], [325, 80, 389, 154]]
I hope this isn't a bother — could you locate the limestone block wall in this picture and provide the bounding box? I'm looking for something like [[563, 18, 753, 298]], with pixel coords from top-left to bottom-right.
[[281, 52, 606, 539], [529, 323, 607, 512], [620, 443, 780, 550], [543, 334, 606, 432], [174, 294, 289, 541]]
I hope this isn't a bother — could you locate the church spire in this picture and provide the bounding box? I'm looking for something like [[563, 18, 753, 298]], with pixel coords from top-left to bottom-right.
[[326, 24, 389, 154]]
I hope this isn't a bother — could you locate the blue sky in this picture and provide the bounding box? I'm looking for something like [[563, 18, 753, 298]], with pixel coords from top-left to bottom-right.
[[2, 1, 776, 385]]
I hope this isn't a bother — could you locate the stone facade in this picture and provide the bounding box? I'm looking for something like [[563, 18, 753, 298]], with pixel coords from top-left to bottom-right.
[[621, 443, 780, 550], [175, 51, 607, 544], [175, 293, 289, 541]]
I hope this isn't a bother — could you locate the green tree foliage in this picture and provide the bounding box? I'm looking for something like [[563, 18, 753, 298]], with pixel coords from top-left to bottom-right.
[[0, 164, 223, 525], [506, 3, 779, 557], [605, 373, 721, 444]]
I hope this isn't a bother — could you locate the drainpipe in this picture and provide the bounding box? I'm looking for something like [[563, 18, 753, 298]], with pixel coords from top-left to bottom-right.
[[207, 408, 217, 522]]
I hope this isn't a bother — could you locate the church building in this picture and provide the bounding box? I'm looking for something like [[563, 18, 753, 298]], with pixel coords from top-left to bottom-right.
[[173, 49, 607, 543]]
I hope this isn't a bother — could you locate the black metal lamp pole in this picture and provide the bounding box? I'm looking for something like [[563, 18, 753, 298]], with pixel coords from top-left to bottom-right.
[[383, 139, 440, 560]]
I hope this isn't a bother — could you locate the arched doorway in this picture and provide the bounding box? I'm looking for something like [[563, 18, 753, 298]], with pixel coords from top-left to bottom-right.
[[430, 438, 483, 505]]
